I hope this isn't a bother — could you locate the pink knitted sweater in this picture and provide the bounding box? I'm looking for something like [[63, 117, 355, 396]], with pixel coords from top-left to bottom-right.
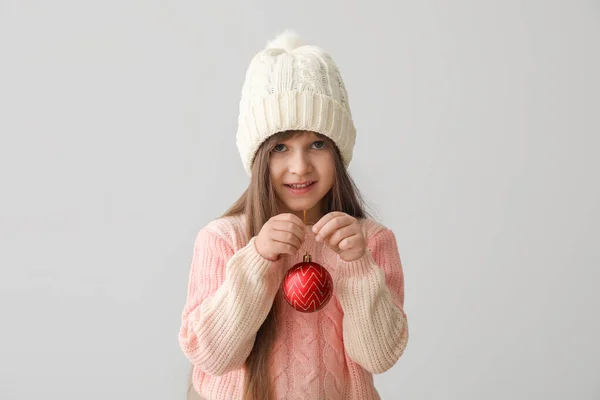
[[178, 214, 408, 399]]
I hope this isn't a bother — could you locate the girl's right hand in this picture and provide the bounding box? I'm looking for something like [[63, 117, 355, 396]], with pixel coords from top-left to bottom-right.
[[255, 213, 307, 261]]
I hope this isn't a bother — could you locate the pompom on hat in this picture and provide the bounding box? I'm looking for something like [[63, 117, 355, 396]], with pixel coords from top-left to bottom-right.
[[236, 30, 356, 175]]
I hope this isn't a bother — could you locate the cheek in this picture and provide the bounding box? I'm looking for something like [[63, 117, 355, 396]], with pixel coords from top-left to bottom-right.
[[323, 172, 335, 190], [269, 163, 283, 185], [318, 157, 335, 185]]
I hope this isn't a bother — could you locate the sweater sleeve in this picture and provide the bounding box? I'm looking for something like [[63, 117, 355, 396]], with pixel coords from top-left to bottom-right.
[[178, 227, 282, 376], [334, 227, 409, 374]]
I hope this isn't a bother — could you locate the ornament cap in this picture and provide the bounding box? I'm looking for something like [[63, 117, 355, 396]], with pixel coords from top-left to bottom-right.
[[303, 253, 311, 263]]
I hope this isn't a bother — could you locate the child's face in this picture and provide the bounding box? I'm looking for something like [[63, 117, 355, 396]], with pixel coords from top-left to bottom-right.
[[269, 131, 335, 221]]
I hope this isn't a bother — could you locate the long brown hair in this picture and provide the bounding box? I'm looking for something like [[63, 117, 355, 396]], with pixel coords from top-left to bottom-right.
[[188, 130, 370, 400]]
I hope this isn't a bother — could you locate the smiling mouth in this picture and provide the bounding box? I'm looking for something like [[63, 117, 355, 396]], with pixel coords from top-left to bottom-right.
[[284, 181, 316, 189]]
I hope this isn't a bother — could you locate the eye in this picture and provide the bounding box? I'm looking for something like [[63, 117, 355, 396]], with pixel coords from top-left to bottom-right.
[[273, 143, 287, 152], [312, 140, 326, 149]]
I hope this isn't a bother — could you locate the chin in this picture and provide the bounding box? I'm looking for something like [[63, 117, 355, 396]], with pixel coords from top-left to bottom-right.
[[282, 198, 319, 212], [285, 202, 313, 212]]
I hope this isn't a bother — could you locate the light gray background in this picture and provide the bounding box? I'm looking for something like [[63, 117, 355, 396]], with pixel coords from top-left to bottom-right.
[[1, 0, 599, 399]]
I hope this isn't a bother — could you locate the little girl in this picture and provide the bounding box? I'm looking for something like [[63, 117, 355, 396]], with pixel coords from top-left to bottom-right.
[[179, 30, 408, 400]]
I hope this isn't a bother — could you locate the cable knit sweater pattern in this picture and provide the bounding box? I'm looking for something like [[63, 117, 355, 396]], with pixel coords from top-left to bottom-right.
[[178, 214, 408, 400]]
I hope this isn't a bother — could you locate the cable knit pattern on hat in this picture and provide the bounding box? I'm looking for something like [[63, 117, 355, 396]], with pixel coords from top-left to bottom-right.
[[179, 214, 408, 400], [236, 30, 356, 175]]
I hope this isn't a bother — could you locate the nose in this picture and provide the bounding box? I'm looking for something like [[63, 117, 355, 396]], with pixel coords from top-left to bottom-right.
[[289, 150, 312, 176]]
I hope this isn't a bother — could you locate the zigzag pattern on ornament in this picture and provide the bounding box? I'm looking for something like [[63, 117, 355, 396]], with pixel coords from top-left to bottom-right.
[[283, 264, 333, 311]]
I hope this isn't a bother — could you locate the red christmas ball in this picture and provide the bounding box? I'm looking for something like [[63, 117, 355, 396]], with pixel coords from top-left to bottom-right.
[[282, 253, 333, 313]]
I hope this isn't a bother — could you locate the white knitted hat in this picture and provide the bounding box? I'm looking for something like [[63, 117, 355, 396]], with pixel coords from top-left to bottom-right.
[[236, 30, 356, 175]]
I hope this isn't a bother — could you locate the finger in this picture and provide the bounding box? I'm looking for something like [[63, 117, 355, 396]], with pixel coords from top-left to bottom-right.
[[328, 224, 359, 249], [338, 233, 363, 250], [271, 220, 305, 243], [316, 215, 355, 243], [274, 213, 307, 232], [270, 229, 303, 250], [273, 241, 298, 256], [312, 212, 345, 234]]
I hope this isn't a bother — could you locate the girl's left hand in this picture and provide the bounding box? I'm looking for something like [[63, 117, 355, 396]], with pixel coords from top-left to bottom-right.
[[312, 212, 366, 262]]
